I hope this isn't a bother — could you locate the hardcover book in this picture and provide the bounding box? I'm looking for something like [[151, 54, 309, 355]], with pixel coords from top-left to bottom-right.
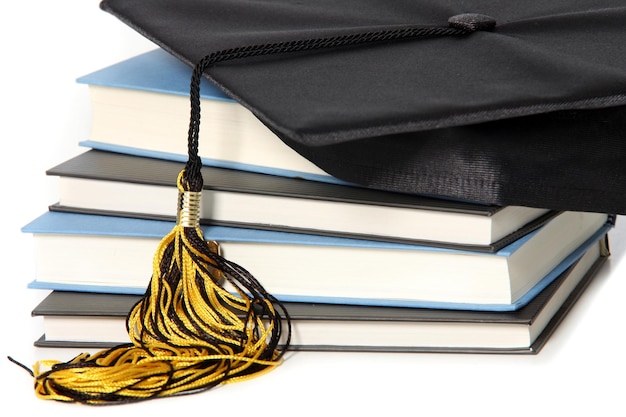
[[22, 210, 612, 310], [76, 48, 332, 183], [31, 235, 610, 354], [47, 150, 555, 251]]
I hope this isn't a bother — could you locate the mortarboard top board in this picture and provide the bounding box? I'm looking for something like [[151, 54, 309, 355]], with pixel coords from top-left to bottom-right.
[[100, 0, 626, 214]]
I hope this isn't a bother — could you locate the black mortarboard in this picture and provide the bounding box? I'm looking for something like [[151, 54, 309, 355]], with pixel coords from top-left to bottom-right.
[[22, 1, 624, 403], [99, 0, 626, 214]]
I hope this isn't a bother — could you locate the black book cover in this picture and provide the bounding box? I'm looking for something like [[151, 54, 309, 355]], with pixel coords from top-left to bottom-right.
[[47, 150, 557, 252]]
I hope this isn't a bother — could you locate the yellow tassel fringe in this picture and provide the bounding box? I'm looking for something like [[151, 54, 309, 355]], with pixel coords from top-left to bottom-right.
[[31, 171, 289, 404]]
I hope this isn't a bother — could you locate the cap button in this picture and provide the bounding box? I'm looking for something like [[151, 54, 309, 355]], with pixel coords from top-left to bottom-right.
[[448, 14, 496, 32]]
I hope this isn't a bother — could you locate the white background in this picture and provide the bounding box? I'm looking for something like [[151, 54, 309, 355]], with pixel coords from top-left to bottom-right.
[[1, 2, 625, 415]]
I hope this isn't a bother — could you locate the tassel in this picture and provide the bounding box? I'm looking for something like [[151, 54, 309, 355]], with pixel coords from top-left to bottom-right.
[[29, 168, 290, 404], [21, 49, 294, 405]]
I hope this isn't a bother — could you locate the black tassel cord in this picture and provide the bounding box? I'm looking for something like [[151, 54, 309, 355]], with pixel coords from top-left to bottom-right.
[[11, 16, 487, 404]]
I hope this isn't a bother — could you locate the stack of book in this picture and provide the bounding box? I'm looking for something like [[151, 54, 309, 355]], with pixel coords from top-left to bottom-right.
[[23, 49, 614, 354]]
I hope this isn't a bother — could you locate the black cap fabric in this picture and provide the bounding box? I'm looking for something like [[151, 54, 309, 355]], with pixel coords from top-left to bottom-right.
[[100, 0, 626, 213]]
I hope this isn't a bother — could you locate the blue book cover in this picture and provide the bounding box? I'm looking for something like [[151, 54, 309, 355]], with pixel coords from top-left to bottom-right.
[[23, 211, 612, 311], [76, 49, 231, 101]]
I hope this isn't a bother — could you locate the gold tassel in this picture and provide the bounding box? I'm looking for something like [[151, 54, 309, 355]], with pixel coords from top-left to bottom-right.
[[29, 170, 290, 404], [17, 40, 306, 404]]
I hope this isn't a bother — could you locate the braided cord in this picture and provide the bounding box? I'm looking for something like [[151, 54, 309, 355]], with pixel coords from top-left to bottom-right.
[[184, 24, 470, 190]]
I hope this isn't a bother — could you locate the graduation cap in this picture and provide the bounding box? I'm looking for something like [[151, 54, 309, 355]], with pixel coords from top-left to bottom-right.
[[22, 0, 625, 404], [95, 0, 626, 214]]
